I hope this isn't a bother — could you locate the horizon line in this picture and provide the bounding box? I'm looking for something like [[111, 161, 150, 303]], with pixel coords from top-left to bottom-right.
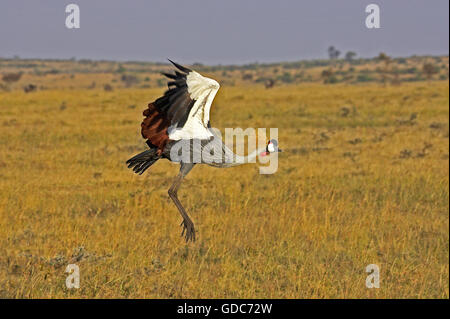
[[0, 53, 448, 68]]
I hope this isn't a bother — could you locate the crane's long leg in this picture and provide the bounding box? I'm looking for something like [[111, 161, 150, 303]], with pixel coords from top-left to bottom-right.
[[168, 162, 196, 242]]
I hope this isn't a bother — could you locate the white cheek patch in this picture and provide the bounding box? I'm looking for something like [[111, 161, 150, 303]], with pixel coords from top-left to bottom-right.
[[267, 143, 275, 153]]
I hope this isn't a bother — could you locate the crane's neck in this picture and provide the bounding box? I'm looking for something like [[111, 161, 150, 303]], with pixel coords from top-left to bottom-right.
[[203, 134, 269, 168], [228, 146, 268, 166]]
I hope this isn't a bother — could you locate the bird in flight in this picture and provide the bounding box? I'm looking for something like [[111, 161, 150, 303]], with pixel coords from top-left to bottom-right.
[[126, 60, 281, 242]]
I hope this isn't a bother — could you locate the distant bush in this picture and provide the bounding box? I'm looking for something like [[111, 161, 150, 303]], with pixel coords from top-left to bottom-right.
[[45, 69, 60, 74], [116, 64, 126, 73], [59, 101, 67, 111], [103, 84, 113, 91], [0, 83, 9, 91], [2, 72, 22, 83], [33, 69, 43, 76], [298, 60, 331, 68], [404, 76, 425, 82], [391, 73, 402, 86], [265, 79, 275, 89], [334, 70, 347, 76], [294, 72, 305, 80], [345, 51, 357, 62], [403, 67, 418, 74], [328, 46, 341, 60], [326, 75, 339, 84], [342, 74, 354, 82], [360, 68, 371, 74], [157, 79, 165, 87], [377, 52, 391, 64], [254, 77, 267, 83], [241, 63, 259, 71], [121, 74, 139, 87], [321, 69, 336, 84], [422, 63, 439, 80], [282, 62, 302, 70], [278, 72, 293, 83], [23, 84, 37, 93], [356, 74, 375, 82]]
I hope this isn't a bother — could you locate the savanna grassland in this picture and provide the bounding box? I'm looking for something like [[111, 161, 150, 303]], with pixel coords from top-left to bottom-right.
[[0, 57, 448, 298]]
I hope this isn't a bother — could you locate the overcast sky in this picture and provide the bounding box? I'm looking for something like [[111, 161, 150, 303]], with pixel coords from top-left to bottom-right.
[[0, 0, 448, 64]]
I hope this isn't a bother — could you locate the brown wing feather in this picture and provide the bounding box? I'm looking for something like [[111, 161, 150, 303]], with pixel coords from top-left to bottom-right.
[[140, 61, 196, 154], [141, 103, 171, 154]]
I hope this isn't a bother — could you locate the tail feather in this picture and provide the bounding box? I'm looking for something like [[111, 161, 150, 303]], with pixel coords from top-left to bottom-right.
[[126, 148, 160, 175]]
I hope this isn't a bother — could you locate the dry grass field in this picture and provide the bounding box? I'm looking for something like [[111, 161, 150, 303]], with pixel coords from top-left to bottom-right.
[[0, 58, 448, 298]]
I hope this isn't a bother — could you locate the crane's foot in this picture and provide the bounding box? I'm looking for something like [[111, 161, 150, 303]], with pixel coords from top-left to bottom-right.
[[180, 219, 196, 242]]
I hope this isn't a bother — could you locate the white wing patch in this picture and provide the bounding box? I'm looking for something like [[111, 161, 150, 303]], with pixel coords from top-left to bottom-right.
[[168, 71, 220, 140], [186, 71, 219, 99]]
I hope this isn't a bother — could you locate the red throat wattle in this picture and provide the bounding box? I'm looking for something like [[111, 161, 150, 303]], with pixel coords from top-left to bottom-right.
[[260, 151, 269, 157]]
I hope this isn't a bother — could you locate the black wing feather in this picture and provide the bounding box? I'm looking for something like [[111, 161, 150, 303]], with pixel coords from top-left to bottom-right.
[[152, 61, 196, 128], [168, 59, 192, 73], [161, 72, 177, 80]]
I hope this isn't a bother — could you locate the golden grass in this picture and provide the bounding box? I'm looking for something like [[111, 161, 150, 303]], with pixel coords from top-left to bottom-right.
[[0, 81, 448, 298]]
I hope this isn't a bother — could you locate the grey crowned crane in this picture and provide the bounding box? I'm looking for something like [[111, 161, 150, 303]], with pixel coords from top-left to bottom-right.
[[126, 60, 281, 242]]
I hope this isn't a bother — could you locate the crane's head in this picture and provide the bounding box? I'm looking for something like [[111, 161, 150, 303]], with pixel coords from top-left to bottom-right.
[[260, 139, 282, 156]]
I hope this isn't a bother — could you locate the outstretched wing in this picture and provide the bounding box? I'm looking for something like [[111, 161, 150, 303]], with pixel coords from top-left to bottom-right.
[[144, 60, 220, 143], [152, 61, 195, 130]]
